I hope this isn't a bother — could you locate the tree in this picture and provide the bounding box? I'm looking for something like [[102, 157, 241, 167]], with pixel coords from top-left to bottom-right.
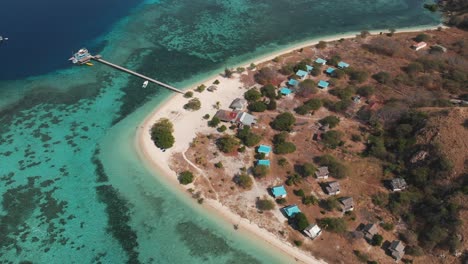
[[319, 116, 340, 128], [257, 198, 275, 210], [357, 86, 375, 97], [293, 212, 309, 230], [217, 125, 227, 132], [224, 68, 233, 78], [244, 88, 262, 102], [316, 154, 348, 179], [316, 41, 327, 49], [294, 189, 305, 197], [151, 118, 175, 149], [183, 98, 201, 111], [303, 195, 318, 205], [372, 71, 391, 84], [216, 135, 240, 153], [274, 142, 296, 154], [178, 171, 194, 185], [297, 79, 317, 97], [280, 63, 295, 75], [236, 126, 261, 147], [348, 69, 369, 83], [414, 33, 430, 42], [248, 101, 267, 112], [208, 116, 220, 127], [271, 112, 296, 131], [267, 100, 277, 110], [254, 67, 277, 85], [236, 173, 253, 189], [405, 62, 424, 76], [371, 234, 383, 246], [321, 197, 340, 211], [317, 217, 347, 233], [184, 91, 193, 98], [260, 84, 277, 99], [300, 163, 317, 177], [304, 98, 322, 110], [253, 165, 269, 178], [195, 84, 206, 93], [322, 130, 343, 148]]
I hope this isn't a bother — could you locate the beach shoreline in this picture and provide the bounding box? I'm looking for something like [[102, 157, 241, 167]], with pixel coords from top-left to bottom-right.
[[134, 24, 443, 264]]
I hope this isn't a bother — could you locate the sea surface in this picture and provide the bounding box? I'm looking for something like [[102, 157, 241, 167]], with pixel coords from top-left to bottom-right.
[[0, 0, 440, 263]]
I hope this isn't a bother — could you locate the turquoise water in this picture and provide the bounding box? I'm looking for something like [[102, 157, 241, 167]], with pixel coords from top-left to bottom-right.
[[0, 0, 440, 263]]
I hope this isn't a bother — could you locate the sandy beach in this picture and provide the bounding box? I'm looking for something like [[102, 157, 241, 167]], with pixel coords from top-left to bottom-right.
[[135, 25, 442, 264]]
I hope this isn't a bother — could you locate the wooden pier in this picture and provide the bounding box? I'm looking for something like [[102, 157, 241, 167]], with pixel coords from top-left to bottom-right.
[[91, 55, 183, 94]]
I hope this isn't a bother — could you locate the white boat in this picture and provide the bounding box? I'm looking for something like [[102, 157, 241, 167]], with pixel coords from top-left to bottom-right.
[[142, 80, 149, 88]]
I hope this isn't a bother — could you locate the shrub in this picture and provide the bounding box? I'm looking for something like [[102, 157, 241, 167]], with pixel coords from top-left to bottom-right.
[[236, 67, 245, 73], [244, 88, 262, 102], [271, 112, 296, 131], [236, 126, 261, 147], [260, 84, 277, 99], [297, 79, 317, 97], [372, 71, 391, 84], [217, 125, 227, 133], [213, 79, 220, 85], [216, 135, 240, 153], [293, 189, 305, 197], [315, 154, 348, 179], [357, 86, 375, 97], [319, 116, 340, 128], [322, 130, 343, 148], [405, 62, 424, 76], [236, 173, 253, 189], [371, 234, 384, 246], [253, 165, 269, 178], [195, 84, 206, 93], [321, 197, 340, 211], [348, 69, 369, 83], [183, 98, 201, 111], [380, 222, 394, 231], [293, 212, 310, 230], [317, 217, 347, 233], [248, 101, 267, 112], [184, 91, 193, 98], [254, 67, 277, 85], [300, 163, 317, 177], [178, 171, 194, 185], [203, 114, 210, 120], [293, 240, 303, 247], [280, 63, 295, 75], [257, 198, 275, 210], [353, 250, 369, 263], [224, 68, 233, 78], [267, 100, 277, 110], [208, 117, 220, 127], [316, 41, 327, 49], [214, 162, 223, 168], [351, 134, 362, 142], [310, 66, 321, 76], [151, 118, 175, 149], [414, 33, 430, 42], [276, 198, 287, 204], [303, 195, 318, 205], [294, 105, 310, 115], [278, 157, 289, 167], [304, 98, 322, 110], [274, 142, 296, 154]]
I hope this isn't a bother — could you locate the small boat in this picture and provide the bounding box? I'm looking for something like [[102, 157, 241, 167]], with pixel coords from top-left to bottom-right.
[[85, 62, 93, 66], [142, 80, 149, 88]]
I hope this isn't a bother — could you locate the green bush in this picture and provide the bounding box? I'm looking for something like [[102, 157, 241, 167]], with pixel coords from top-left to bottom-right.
[[315, 154, 348, 179], [214, 162, 223, 168], [274, 142, 296, 154], [244, 88, 262, 102], [300, 163, 316, 177], [293, 212, 310, 230], [253, 165, 269, 178], [216, 135, 240, 153], [236, 126, 261, 147], [293, 189, 305, 197], [271, 112, 296, 131], [372, 234, 383, 246], [276, 198, 287, 204], [213, 79, 220, 85], [357, 86, 375, 97], [260, 84, 277, 99], [151, 118, 175, 149], [414, 33, 430, 42], [267, 100, 277, 110], [203, 114, 210, 120], [248, 101, 267, 112], [278, 158, 289, 167], [183, 98, 201, 111], [351, 134, 362, 142], [380, 222, 394, 231], [217, 125, 227, 133], [297, 79, 317, 97], [236, 173, 253, 189], [184, 91, 193, 98], [178, 171, 194, 185], [293, 240, 303, 247], [322, 130, 343, 148], [372, 71, 391, 84], [257, 198, 275, 210], [348, 69, 369, 83], [303, 195, 318, 205], [319, 116, 340, 128], [195, 84, 206, 93], [208, 117, 220, 127], [317, 217, 347, 233]]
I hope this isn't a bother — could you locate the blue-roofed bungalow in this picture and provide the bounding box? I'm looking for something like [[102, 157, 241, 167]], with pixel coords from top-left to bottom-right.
[[338, 61, 350, 69], [287, 79, 299, 87], [315, 58, 327, 65], [296, 69, 308, 80], [271, 185, 287, 198], [257, 160, 270, 167], [318, 80, 329, 89], [257, 145, 272, 156], [283, 205, 301, 218], [280, 87, 292, 96], [306, 65, 313, 72], [326, 67, 335, 75]]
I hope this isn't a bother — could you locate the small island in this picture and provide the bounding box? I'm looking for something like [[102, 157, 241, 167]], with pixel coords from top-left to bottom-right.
[[139, 26, 467, 263]]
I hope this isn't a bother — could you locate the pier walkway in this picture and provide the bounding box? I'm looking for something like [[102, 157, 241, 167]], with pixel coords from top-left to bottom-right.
[[92, 56, 183, 94]]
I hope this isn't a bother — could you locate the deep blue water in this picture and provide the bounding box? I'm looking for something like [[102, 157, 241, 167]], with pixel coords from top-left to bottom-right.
[[0, 0, 142, 80]]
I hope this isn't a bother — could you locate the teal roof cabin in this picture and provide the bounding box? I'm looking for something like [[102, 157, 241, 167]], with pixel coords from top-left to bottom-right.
[[296, 69, 308, 79], [306, 65, 313, 72], [287, 79, 299, 87], [257, 145, 272, 155], [338, 61, 350, 68], [271, 185, 287, 198], [257, 159, 270, 167], [283, 205, 301, 217], [280, 87, 292, 96], [315, 58, 327, 65], [326, 67, 335, 75], [318, 80, 329, 89]]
